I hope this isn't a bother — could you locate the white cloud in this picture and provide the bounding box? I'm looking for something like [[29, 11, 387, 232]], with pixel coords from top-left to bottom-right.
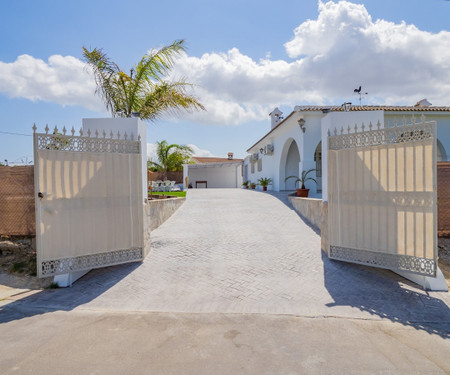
[[282, 0, 450, 104], [171, 49, 303, 124], [0, 54, 103, 111], [1, 1, 450, 124], [147, 143, 158, 162], [174, 0, 450, 121], [147, 142, 215, 161], [187, 144, 215, 157]]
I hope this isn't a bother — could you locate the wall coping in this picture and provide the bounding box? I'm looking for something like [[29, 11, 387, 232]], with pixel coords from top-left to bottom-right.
[[147, 196, 186, 205], [288, 195, 323, 202]]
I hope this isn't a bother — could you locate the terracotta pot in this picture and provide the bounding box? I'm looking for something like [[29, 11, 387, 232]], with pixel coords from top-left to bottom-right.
[[296, 188, 309, 197], [246, 185, 249, 189], [251, 185, 256, 189], [263, 186, 267, 191]]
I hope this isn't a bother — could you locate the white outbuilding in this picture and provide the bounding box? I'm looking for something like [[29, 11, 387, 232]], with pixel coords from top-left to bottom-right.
[[183, 154, 243, 189]]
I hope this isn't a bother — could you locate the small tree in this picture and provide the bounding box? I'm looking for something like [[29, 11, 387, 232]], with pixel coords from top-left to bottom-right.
[[285, 168, 317, 189], [83, 40, 205, 121], [257, 177, 272, 187], [149, 140, 193, 180]]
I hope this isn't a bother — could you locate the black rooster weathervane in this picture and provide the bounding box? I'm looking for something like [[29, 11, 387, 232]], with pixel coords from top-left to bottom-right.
[[354, 86, 368, 105]]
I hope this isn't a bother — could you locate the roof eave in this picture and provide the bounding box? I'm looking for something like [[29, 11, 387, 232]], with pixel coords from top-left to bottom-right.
[[246, 111, 297, 152]]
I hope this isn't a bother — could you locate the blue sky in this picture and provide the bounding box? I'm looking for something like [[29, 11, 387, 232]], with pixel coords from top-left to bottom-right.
[[1, 0, 449, 164]]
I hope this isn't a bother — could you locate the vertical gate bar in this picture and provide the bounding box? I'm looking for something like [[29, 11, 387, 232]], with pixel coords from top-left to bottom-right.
[[361, 147, 365, 250], [378, 144, 382, 252], [368, 147, 372, 249], [386, 138, 390, 254], [403, 142, 407, 256], [422, 136, 427, 259], [413, 141, 417, 258], [432, 122, 437, 273], [34, 132, 42, 278], [337, 149, 341, 247], [353, 147, 357, 248], [369, 146, 373, 250], [128, 154, 134, 246]]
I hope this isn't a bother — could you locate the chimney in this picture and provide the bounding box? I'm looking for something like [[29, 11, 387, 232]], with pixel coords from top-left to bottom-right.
[[269, 107, 283, 129], [414, 98, 432, 107], [228, 152, 234, 160]]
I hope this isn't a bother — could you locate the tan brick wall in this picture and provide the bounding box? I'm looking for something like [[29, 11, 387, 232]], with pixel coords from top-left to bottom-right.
[[0, 166, 35, 236], [438, 162, 450, 237]]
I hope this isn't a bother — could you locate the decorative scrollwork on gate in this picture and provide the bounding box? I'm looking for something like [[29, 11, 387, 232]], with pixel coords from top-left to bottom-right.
[[40, 247, 143, 277], [328, 116, 435, 151], [330, 246, 436, 276], [33, 124, 140, 154]]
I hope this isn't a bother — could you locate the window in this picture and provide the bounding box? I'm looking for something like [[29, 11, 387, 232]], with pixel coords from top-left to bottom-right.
[[257, 159, 262, 172], [314, 142, 322, 178], [251, 163, 255, 174]]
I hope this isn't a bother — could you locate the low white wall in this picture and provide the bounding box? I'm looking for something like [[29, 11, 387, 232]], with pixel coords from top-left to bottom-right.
[[145, 196, 186, 231], [288, 195, 323, 231]]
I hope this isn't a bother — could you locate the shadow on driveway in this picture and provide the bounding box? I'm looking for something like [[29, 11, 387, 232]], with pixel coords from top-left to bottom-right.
[[322, 252, 450, 339], [266, 190, 450, 339], [0, 261, 141, 324]]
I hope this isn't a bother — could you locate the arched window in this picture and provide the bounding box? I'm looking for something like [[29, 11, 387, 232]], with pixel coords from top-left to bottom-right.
[[437, 139, 447, 162], [314, 141, 322, 177]]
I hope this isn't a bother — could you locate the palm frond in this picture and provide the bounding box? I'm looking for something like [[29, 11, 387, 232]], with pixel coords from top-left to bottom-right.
[[83, 41, 204, 120], [140, 81, 205, 121], [82, 47, 121, 116]]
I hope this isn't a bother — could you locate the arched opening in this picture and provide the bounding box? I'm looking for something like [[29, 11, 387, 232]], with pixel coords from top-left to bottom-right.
[[314, 141, 322, 193], [437, 139, 447, 162], [283, 140, 300, 190]]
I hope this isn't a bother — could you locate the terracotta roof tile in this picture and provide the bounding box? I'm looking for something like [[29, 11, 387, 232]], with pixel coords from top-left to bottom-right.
[[246, 105, 450, 152], [295, 105, 450, 112], [192, 157, 243, 164]]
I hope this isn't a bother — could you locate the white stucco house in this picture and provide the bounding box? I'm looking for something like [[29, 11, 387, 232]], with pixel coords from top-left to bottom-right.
[[244, 101, 450, 200], [183, 153, 243, 189]]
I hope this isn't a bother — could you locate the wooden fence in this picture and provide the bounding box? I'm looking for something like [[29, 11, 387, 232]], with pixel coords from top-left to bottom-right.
[[147, 170, 183, 183]]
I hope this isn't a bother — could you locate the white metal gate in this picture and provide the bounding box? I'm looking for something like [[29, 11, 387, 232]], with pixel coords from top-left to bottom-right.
[[34, 125, 144, 278], [327, 117, 437, 277]]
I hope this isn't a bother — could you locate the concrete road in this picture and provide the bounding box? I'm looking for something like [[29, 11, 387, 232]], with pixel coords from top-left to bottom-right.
[[1, 309, 449, 374], [0, 189, 449, 374]]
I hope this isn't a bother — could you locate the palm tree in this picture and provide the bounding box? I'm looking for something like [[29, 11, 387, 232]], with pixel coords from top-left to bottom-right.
[[148, 140, 193, 180], [82, 40, 205, 120]]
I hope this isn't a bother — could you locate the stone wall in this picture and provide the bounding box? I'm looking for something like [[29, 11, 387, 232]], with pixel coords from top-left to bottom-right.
[[145, 197, 186, 232], [320, 202, 328, 255], [288, 195, 328, 255], [288, 196, 323, 231], [437, 162, 450, 237], [143, 197, 185, 257]]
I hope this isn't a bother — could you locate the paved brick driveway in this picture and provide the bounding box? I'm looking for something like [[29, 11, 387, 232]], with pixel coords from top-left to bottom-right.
[[9, 189, 450, 334]]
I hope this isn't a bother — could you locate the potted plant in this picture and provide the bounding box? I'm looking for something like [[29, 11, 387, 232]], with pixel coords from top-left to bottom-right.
[[285, 168, 317, 197], [257, 177, 272, 191], [250, 182, 256, 189], [242, 180, 250, 189]]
